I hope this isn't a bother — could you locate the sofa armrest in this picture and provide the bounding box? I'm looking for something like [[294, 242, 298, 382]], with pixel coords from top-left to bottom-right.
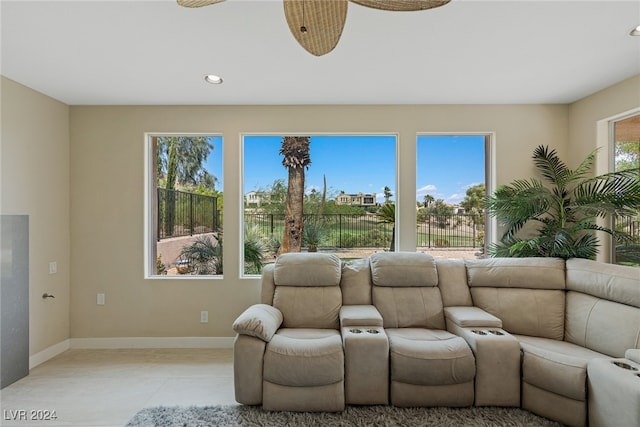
[[340, 305, 383, 327], [232, 304, 283, 342], [444, 306, 502, 328], [625, 349, 640, 364]]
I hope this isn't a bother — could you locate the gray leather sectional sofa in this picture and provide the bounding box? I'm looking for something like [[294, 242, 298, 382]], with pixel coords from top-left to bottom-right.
[[232, 252, 640, 427]]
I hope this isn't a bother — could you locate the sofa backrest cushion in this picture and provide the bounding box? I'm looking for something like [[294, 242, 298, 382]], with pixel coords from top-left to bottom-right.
[[465, 257, 566, 289], [436, 259, 473, 307], [370, 252, 438, 287], [565, 258, 640, 308], [370, 252, 445, 329], [565, 291, 640, 357], [373, 286, 446, 329], [340, 258, 373, 305], [271, 253, 342, 329], [565, 258, 640, 356], [470, 288, 565, 339], [465, 258, 566, 340], [273, 286, 342, 329], [273, 253, 341, 287]]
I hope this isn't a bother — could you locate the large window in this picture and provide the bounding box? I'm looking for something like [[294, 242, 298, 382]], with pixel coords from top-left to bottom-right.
[[416, 135, 488, 258], [145, 134, 223, 278], [611, 114, 640, 266], [242, 134, 397, 276]]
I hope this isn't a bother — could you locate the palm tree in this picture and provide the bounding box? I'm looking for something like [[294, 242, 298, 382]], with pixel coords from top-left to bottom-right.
[[279, 136, 311, 253], [376, 203, 396, 251], [383, 186, 392, 204], [164, 139, 178, 236], [487, 145, 640, 259], [423, 194, 434, 208]]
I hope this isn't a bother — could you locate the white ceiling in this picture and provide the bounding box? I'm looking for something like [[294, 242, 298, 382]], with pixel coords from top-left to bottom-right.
[[1, 0, 639, 106]]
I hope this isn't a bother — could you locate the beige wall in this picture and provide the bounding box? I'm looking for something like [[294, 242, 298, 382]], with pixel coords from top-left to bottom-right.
[[68, 104, 568, 338], [569, 74, 640, 162], [4, 71, 635, 345], [568, 74, 640, 261], [1, 77, 71, 355]]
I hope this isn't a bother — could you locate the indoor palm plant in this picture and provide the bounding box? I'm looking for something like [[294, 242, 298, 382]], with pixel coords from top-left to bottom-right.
[[487, 145, 640, 259]]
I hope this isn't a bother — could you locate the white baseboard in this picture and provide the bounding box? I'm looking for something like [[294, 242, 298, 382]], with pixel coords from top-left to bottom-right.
[[30, 339, 71, 369], [69, 336, 235, 349], [29, 337, 234, 368]]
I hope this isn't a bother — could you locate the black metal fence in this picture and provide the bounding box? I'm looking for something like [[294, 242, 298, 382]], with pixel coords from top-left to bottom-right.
[[417, 214, 484, 248], [615, 217, 640, 240], [158, 188, 219, 240], [245, 213, 483, 249], [614, 216, 640, 264]]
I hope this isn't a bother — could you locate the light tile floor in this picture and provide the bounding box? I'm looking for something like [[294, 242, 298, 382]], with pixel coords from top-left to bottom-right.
[[0, 349, 238, 427]]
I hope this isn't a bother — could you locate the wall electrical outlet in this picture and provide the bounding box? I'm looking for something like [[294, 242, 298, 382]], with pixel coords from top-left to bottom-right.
[[97, 293, 105, 305], [200, 311, 208, 323], [49, 261, 57, 274]]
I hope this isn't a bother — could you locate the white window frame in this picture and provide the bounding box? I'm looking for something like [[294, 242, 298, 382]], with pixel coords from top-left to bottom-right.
[[144, 132, 224, 280], [240, 132, 399, 278], [415, 132, 495, 254], [608, 108, 640, 264]]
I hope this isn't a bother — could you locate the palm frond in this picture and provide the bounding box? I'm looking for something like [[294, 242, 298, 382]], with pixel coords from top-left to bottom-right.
[[280, 136, 311, 170], [573, 168, 640, 215], [565, 148, 599, 184], [179, 235, 222, 274], [376, 203, 396, 224], [487, 180, 553, 224], [244, 225, 267, 274], [570, 233, 599, 259], [487, 144, 640, 261], [533, 145, 571, 187]]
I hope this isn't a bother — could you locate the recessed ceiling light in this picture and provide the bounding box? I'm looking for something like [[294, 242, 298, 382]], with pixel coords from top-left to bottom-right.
[[204, 74, 223, 84], [630, 25, 640, 36]]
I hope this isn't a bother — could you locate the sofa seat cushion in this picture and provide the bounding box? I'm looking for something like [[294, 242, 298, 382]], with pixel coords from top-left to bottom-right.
[[516, 335, 608, 400], [386, 328, 475, 386], [263, 328, 344, 387]]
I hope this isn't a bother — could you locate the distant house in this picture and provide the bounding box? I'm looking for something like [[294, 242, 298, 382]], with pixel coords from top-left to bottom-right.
[[335, 192, 377, 207], [452, 205, 465, 215], [245, 191, 269, 208]]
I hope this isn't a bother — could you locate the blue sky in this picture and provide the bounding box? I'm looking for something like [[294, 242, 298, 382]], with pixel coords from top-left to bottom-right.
[[206, 134, 485, 205], [204, 136, 223, 191], [243, 135, 397, 204], [417, 135, 486, 204]]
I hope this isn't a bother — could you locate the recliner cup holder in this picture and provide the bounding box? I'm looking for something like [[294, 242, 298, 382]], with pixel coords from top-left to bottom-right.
[[612, 361, 639, 371], [488, 330, 505, 336], [348, 328, 380, 335], [471, 330, 487, 335]]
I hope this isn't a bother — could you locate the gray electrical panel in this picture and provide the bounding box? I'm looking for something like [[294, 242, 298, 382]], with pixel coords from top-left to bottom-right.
[[1, 215, 29, 389]]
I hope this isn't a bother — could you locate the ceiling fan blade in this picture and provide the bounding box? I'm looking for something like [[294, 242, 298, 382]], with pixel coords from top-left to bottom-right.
[[349, 0, 450, 11], [284, 0, 349, 56], [177, 0, 225, 8]]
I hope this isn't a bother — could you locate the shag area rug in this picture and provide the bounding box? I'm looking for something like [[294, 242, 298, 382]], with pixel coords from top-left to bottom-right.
[[125, 404, 563, 426]]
